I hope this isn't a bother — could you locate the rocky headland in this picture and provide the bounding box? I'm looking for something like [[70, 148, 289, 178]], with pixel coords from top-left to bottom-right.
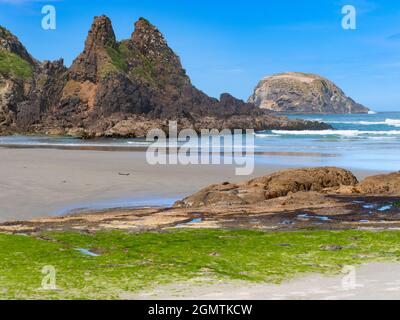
[[248, 72, 369, 114], [0, 17, 331, 138]]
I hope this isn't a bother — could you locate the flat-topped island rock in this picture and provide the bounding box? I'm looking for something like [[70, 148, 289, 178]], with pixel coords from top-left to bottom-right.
[[248, 72, 369, 114]]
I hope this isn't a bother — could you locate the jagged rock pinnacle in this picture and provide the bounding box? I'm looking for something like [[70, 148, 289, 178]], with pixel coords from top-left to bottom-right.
[[0, 16, 333, 136], [131, 17, 169, 54], [84, 15, 116, 50], [69, 15, 117, 82]]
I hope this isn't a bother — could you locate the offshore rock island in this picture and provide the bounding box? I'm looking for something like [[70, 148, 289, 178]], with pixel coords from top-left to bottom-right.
[[0, 16, 331, 138], [249, 72, 369, 114]]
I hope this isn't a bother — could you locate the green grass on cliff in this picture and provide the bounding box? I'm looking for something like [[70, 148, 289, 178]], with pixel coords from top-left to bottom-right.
[[105, 46, 128, 73], [1, 229, 400, 299], [101, 42, 170, 87], [97, 45, 128, 78], [0, 49, 32, 79], [118, 42, 157, 84]]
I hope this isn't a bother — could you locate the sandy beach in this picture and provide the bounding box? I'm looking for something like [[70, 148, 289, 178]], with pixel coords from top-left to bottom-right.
[[0, 146, 398, 301], [0, 146, 381, 222], [0, 147, 271, 222], [2, 0, 400, 302], [132, 263, 400, 300]]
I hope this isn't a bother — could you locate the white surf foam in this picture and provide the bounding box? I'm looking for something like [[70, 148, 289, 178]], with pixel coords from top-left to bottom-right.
[[270, 129, 400, 137], [385, 119, 400, 127], [324, 119, 400, 127], [253, 133, 278, 138]]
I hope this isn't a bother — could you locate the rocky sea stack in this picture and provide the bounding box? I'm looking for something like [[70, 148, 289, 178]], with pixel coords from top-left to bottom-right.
[[249, 72, 369, 114], [0, 16, 331, 137]]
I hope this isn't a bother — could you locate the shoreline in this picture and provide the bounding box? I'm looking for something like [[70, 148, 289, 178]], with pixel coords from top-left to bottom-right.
[[0, 144, 338, 158], [2, 193, 400, 234], [0, 147, 382, 223], [0, 147, 279, 222], [0, 147, 399, 300]]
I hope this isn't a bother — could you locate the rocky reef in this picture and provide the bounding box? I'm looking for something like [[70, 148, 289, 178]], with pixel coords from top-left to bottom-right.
[[175, 167, 400, 208], [2, 167, 399, 233], [0, 17, 331, 138], [248, 72, 369, 114], [174, 167, 360, 208]]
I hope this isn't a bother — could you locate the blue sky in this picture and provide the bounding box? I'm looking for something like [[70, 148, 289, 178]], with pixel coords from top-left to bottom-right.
[[1, 0, 400, 111]]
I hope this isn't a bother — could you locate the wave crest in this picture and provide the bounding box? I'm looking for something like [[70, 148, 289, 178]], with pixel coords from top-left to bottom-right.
[[267, 129, 400, 137], [324, 118, 400, 127]]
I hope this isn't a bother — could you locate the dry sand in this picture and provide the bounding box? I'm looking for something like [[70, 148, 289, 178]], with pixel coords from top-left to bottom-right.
[[131, 263, 400, 300], [0, 147, 379, 222]]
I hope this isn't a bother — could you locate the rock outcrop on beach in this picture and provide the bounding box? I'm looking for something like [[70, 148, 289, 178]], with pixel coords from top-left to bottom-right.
[[174, 167, 359, 208], [175, 167, 400, 208], [248, 72, 369, 114], [0, 17, 332, 137], [357, 172, 400, 195], [3, 167, 399, 233]]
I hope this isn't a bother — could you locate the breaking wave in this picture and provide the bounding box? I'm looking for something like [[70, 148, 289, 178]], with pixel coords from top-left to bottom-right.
[[324, 119, 400, 127], [266, 130, 400, 137]]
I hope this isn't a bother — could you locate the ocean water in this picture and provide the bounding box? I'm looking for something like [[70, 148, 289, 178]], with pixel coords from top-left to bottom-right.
[[0, 112, 399, 173], [254, 112, 400, 172]]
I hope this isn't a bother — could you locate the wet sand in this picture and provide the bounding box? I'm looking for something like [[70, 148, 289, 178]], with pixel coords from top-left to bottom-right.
[[0, 147, 380, 222], [0, 143, 338, 157], [132, 263, 400, 300], [0, 148, 271, 222]]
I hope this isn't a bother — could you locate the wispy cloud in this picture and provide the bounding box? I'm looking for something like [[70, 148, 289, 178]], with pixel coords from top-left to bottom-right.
[[387, 33, 400, 41]]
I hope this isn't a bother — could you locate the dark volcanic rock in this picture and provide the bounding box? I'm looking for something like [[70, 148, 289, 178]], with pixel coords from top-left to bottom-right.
[[93, 73, 153, 116], [0, 26, 36, 65], [0, 26, 37, 133], [0, 16, 333, 137], [69, 15, 117, 82]]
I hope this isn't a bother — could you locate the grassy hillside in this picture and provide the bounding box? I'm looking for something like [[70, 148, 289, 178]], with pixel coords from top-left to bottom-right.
[[0, 49, 33, 79]]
